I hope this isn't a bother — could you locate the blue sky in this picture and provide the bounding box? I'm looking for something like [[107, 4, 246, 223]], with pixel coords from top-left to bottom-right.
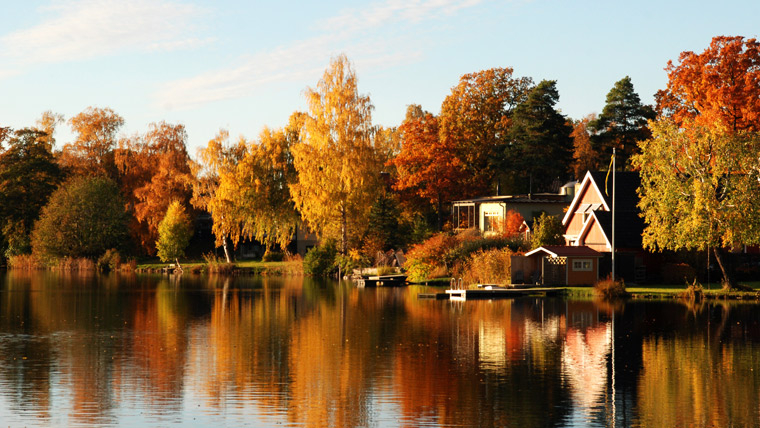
[[1, 0, 758, 154]]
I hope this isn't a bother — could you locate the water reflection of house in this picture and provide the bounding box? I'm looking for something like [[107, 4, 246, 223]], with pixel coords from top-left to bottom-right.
[[561, 301, 612, 418], [562, 323, 611, 415], [478, 321, 506, 369], [451, 184, 575, 237]]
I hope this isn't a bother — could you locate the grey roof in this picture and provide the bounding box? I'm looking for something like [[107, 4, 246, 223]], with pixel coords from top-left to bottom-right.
[[452, 194, 567, 205]]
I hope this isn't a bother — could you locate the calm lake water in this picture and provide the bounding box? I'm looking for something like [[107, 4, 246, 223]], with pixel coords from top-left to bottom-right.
[[1, 271, 759, 427]]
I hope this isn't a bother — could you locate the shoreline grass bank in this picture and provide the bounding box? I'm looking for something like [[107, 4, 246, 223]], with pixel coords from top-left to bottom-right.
[[417, 277, 760, 301], [135, 259, 304, 275]]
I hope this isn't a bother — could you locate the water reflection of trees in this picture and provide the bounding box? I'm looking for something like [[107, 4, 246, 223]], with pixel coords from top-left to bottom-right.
[[634, 301, 760, 428], [0, 271, 205, 425], [4, 272, 760, 427]]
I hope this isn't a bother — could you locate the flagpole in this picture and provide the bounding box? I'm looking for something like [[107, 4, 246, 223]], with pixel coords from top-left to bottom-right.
[[612, 148, 616, 281]]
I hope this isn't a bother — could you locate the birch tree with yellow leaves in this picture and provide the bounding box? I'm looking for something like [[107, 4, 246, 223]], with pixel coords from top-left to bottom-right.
[[290, 55, 382, 254], [191, 129, 247, 262], [228, 115, 302, 253], [632, 119, 760, 286]]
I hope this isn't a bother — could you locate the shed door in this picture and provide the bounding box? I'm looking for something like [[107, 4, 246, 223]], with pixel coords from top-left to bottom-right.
[[542, 256, 567, 286]]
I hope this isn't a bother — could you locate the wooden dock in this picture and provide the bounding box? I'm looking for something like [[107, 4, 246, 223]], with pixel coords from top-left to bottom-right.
[[445, 287, 562, 300], [356, 274, 407, 287], [417, 285, 564, 300]]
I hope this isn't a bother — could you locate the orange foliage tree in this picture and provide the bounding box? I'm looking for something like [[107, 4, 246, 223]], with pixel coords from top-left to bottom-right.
[[438, 67, 533, 196], [116, 122, 193, 254], [570, 114, 599, 179], [493, 209, 526, 238], [60, 106, 124, 178], [656, 36, 760, 133], [390, 105, 461, 230]]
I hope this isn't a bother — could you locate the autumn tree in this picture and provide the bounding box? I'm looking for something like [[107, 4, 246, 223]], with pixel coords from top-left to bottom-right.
[[391, 105, 461, 230], [508, 80, 573, 192], [0, 127, 10, 147], [638, 36, 760, 286], [290, 55, 382, 254], [228, 115, 302, 253], [32, 176, 129, 261], [570, 114, 599, 179], [116, 122, 193, 254], [632, 119, 760, 286], [656, 36, 760, 133], [374, 125, 402, 168], [590, 76, 655, 168], [156, 200, 193, 271], [35, 110, 64, 151], [190, 129, 246, 262], [0, 129, 63, 257], [494, 210, 526, 238], [59, 107, 124, 178], [439, 67, 534, 196], [530, 213, 565, 249]]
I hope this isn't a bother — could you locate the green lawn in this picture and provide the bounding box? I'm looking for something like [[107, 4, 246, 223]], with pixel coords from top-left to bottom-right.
[[566, 282, 760, 299]]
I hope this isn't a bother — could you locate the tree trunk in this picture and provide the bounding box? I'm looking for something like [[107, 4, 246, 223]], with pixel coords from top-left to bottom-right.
[[175, 258, 183, 273], [222, 236, 231, 263], [712, 247, 733, 287], [341, 206, 347, 255], [437, 194, 444, 231]]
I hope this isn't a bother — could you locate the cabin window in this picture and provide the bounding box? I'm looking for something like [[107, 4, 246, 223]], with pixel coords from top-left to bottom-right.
[[572, 259, 593, 271], [483, 211, 500, 232]]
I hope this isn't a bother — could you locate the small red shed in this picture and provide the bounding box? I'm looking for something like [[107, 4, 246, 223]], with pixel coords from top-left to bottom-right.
[[523, 246, 602, 286]]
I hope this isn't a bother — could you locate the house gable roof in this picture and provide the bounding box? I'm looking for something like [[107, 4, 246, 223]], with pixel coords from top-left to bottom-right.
[[562, 170, 642, 226], [525, 245, 603, 258], [577, 210, 611, 250], [562, 171, 610, 226]]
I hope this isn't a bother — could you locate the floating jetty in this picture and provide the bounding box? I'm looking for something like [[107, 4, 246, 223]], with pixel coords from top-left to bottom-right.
[[446, 287, 563, 300], [419, 285, 564, 300], [356, 274, 407, 287]]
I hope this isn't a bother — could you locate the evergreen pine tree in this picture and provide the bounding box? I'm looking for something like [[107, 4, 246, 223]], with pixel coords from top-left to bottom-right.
[[590, 76, 655, 168], [508, 80, 573, 193]]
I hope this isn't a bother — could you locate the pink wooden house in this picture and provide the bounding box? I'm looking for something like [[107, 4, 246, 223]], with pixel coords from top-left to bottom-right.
[[562, 171, 648, 282]]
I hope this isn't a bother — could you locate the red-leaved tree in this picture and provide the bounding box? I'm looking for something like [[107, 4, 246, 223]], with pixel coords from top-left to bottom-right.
[[656, 35, 760, 133]]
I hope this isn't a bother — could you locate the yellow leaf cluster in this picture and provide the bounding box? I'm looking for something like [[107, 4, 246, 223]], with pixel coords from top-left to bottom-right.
[[290, 55, 383, 253]]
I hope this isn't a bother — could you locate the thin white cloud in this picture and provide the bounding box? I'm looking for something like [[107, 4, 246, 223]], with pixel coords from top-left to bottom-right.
[[1, 0, 208, 66], [319, 0, 483, 32], [155, 0, 480, 110], [156, 35, 336, 110]]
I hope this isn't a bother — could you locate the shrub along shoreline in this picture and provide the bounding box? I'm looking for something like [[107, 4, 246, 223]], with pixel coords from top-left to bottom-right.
[[3, 252, 304, 276], [134, 258, 304, 276]]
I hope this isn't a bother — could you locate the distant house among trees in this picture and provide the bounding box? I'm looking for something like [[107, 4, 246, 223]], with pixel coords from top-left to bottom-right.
[[562, 170, 649, 283], [451, 182, 575, 238]]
